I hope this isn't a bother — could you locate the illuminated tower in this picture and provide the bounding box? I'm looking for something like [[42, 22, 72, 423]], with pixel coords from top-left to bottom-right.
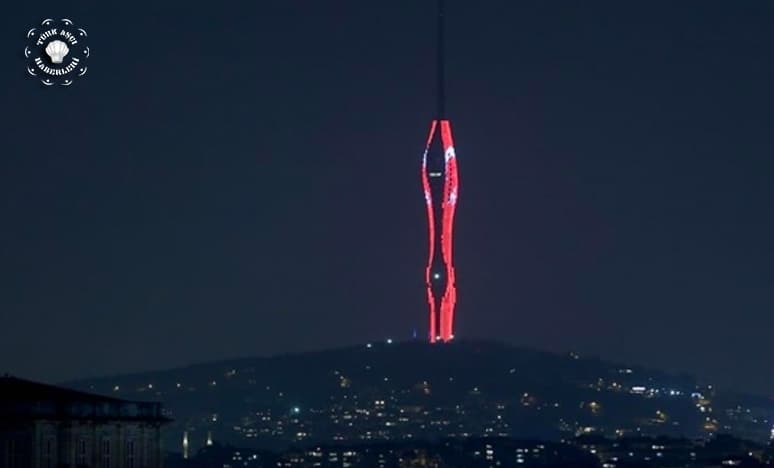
[[422, 0, 459, 343]]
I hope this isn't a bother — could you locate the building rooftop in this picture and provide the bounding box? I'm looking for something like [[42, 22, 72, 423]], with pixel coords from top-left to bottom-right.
[[0, 376, 170, 422]]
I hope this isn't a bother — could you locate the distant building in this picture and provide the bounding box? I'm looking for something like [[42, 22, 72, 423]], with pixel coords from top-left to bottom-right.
[[0, 376, 169, 468]]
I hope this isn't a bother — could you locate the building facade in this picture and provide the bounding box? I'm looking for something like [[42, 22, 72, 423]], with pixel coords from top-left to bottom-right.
[[0, 376, 169, 468]]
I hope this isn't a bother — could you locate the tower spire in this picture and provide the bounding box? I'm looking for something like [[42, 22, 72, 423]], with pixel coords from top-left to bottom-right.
[[422, 0, 459, 344], [436, 0, 445, 119]]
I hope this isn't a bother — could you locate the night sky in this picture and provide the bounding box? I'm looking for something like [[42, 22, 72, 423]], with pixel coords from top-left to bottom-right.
[[1, 1, 773, 395]]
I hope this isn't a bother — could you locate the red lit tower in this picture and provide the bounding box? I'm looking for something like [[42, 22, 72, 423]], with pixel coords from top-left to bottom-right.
[[422, 0, 459, 343]]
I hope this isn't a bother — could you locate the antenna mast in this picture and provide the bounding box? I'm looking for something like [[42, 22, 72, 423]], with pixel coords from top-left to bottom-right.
[[436, 0, 446, 119]]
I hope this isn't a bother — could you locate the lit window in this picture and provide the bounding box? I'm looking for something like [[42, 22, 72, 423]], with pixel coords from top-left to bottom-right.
[[101, 438, 111, 467], [43, 438, 54, 468], [77, 439, 87, 465], [127, 440, 135, 468]]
